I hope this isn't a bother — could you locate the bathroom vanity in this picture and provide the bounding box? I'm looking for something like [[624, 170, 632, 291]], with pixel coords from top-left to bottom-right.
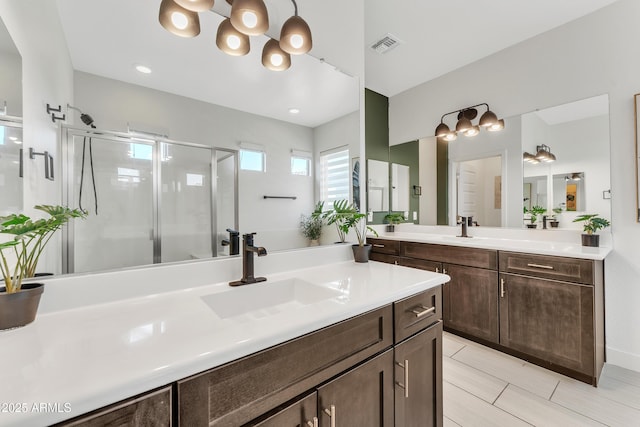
[[368, 228, 610, 386], [0, 246, 448, 427]]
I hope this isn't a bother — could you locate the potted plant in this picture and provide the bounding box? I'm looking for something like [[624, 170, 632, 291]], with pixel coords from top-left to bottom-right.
[[549, 207, 562, 228], [322, 200, 378, 262], [300, 202, 324, 246], [526, 205, 546, 229], [383, 212, 405, 232], [573, 214, 610, 247], [0, 205, 86, 330]]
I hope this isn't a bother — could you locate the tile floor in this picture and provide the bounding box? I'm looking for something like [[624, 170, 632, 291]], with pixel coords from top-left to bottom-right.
[[442, 332, 640, 427]]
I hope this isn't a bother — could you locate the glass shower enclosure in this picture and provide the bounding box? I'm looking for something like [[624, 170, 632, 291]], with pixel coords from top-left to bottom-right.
[[61, 126, 238, 274]]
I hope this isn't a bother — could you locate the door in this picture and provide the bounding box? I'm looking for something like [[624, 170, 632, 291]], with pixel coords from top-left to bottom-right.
[[159, 142, 213, 262], [67, 134, 155, 273], [442, 264, 499, 343], [499, 273, 595, 375], [395, 322, 443, 427], [317, 350, 394, 427]]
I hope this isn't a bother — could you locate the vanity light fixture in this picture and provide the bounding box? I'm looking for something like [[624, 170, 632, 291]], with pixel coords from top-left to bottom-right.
[[523, 152, 540, 164], [534, 144, 556, 162], [230, 0, 269, 36], [279, 0, 312, 55], [158, 0, 201, 37], [262, 39, 291, 71], [216, 18, 250, 56], [434, 103, 504, 141], [565, 172, 582, 181]]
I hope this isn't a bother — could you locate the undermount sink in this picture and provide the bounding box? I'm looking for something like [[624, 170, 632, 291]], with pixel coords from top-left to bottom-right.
[[201, 278, 341, 320]]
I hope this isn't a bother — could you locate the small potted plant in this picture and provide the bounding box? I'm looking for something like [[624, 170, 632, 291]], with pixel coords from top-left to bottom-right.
[[573, 214, 610, 247], [0, 205, 86, 330], [321, 200, 378, 262], [300, 202, 324, 246], [549, 207, 562, 228], [526, 206, 546, 229], [383, 212, 405, 232]]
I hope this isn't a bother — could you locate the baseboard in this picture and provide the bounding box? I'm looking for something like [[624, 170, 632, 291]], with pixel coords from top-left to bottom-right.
[[607, 346, 640, 372]]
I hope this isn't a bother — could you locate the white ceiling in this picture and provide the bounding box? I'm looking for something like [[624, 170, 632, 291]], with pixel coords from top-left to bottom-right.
[[365, 0, 621, 97], [54, 0, 621, 128]]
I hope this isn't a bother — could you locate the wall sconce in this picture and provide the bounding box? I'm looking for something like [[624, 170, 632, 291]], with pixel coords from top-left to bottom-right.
[[522, 152, 539, 164], [534, 144, 556, 162], [565, 172, 582, 181], [434, 103, 504, 141], [158, 0, 312, 71]]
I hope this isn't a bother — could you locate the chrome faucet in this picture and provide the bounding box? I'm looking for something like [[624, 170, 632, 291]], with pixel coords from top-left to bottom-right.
[[229, 233, 267, 286], [458, 216, 471, 238], [542, 215, 548, 230]]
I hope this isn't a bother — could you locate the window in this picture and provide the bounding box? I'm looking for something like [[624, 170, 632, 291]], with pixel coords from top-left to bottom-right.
[[319, 147, 350, 208], [240, 149, 265, 172], [291, 156, 311, 176], [129, 143, 153, 160]]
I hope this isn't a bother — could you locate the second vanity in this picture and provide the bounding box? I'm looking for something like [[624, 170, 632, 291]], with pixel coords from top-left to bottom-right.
[[368, 225, 610, 386], [0, 245, 448, 427]]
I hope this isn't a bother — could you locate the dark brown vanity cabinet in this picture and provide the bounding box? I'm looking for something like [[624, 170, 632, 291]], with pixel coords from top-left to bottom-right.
[[499, 252, 605, 384]]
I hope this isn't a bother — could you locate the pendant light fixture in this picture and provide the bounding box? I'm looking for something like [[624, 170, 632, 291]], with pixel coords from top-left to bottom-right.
[[173, 0, 215, 12], [159, 0, 201, 38], [279, 0, 312, 55], [230, 0, 269, 36], [435, 103, 504, 141], [216, 18, 250, 56], [534, 144, 556, 162], [262, 39, 291, 71]]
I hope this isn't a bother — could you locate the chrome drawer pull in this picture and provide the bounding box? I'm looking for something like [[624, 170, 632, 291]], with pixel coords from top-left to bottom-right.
[[435, 267, 439, 273], [527, 263, 554, 270], [307, 417, 319, 427], [323, 405, 336, 427], [372, 244, 385, 248], [410, 305, 435, 318], [396, 360, 409, 398], [500, 278, 506, 298]]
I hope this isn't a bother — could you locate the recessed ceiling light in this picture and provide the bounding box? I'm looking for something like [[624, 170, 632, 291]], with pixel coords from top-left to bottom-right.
[[288, 108, 300, 114], [135, 65, 152, 74]]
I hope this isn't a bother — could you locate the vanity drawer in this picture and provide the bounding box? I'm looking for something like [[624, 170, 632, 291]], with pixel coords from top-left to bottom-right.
[[368, 238, 400, 255], [394, 286, 442, 343], [401, 242, 498, 270], [397, 257, 442, 273], [499, 251, 595, 285], [370, 252, 401, 265], [178, 305, 393, 426]]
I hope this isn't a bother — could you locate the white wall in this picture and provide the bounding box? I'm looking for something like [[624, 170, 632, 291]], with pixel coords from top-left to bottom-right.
[[0, 50, 21, 115], [74, 72, 316, 252], [0, 0, 74, 274], [418, 137, 437, 224], [389, 0, 640, 371]]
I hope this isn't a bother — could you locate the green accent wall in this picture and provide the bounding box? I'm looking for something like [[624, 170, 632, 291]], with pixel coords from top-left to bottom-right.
[[365, 89, 389, 162], [390, 140, 420, 221]]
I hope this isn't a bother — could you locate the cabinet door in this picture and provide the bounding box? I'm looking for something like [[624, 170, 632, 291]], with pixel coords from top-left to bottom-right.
[[442, 264, 499, 343], [246, 392, 317, 427], [499, 273, 595, 376], [317, 350, 394, 427], [394, 322, 443, 427]]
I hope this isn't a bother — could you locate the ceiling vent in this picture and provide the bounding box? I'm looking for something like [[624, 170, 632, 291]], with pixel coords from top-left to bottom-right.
[[370, 33, 403, 54]]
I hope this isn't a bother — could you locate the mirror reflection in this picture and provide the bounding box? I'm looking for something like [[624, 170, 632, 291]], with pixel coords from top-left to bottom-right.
[[369, 94, 611, 230], [1, 1, 360, 276]]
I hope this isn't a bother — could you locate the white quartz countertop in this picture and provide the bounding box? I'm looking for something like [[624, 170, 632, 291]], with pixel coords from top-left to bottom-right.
[[0, 260, 448, 427], [369, 229, 611, 260]]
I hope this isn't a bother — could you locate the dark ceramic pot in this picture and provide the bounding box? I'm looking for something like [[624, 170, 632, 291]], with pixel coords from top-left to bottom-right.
[[581, 234, 600, 247], [526, 223, 537, 229], [550, 221, 559, 228], [352, 244, 372, 263], [386, 225, 395, 232], [0, 283, 44, 330]]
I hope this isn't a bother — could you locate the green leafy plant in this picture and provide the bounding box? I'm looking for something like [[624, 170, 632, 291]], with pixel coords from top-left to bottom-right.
[[573, 214, 610, 235], [527, 205, 547, 223], [0, 205, 86, 293], [552, 207, 563, 215], [300, 202, 324, 241], [384, 212, 405, 225], [321, 200, 378, 245]]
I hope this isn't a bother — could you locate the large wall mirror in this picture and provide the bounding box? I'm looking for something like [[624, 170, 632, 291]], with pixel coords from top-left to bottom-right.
[[369, 94, 611, 230], [0, 16, 22, 216], [1, 1, 361, 276], [635, 93, 640, 222]]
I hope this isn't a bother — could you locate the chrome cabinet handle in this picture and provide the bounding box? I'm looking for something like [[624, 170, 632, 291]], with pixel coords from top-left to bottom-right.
[[435, 267, 439, 273], [500, 278, 506, 298], [410, 305, 436, 318], [323, 405, 336, 427], [372, 244, 385, 248], [396, 359, 409, 398], [442, 268, 447, 274], [307, 417, 319, 427], [527, 263, 554, 270]]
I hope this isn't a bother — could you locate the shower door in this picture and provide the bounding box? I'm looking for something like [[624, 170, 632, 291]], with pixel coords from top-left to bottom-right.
[[65, 132, 155, 273], [0, 118, 23, 215], [63, 127, 238, 274]]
